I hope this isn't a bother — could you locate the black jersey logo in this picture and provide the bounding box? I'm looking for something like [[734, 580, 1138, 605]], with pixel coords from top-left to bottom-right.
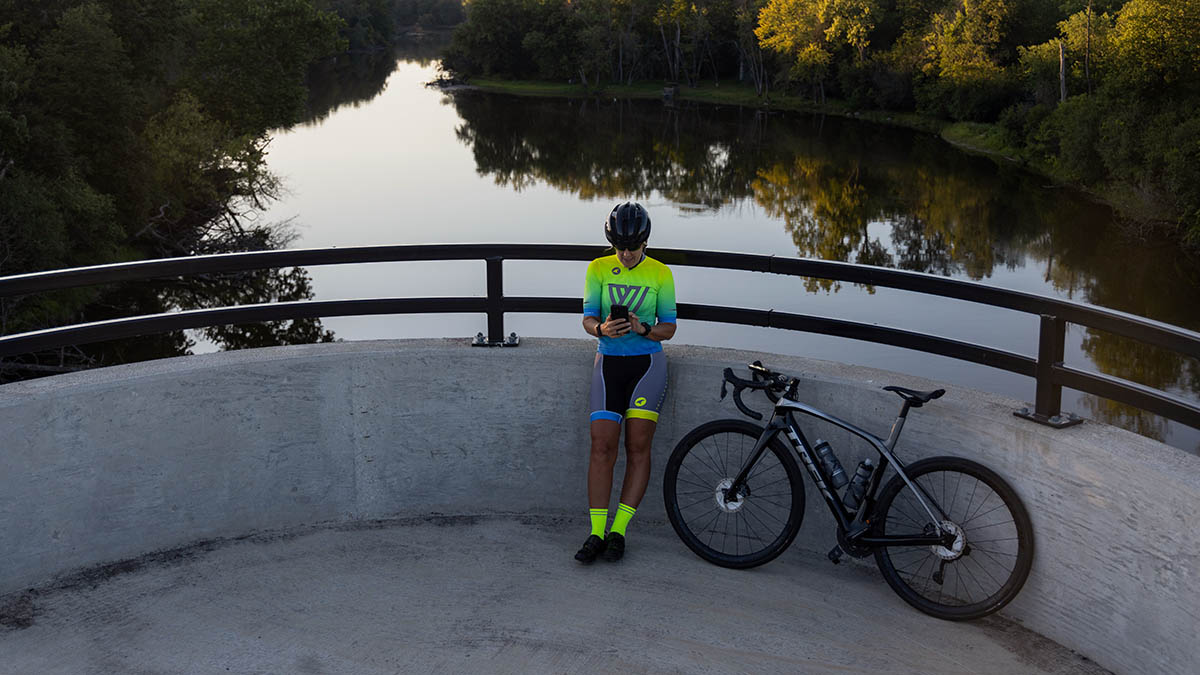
[[608, 284, 650, 313]]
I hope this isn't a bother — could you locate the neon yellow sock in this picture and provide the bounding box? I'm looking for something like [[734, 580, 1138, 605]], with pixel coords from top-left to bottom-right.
[[610, 503, 637, 536], [590, 508, 608, 537]]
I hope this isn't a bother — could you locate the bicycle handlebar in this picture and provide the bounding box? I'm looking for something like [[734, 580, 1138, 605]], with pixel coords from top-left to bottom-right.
[[720, 363, 793, 421]]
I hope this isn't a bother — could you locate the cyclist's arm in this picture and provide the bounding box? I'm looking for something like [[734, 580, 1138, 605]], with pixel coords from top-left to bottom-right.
[[583, 314, 630, 338], [643, 319, 676, 342]]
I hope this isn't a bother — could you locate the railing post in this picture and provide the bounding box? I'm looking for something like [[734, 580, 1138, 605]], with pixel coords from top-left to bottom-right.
[[487, 257, 503, 342], [473, 256, 519, 347], [1014, 314, 1081, 428]]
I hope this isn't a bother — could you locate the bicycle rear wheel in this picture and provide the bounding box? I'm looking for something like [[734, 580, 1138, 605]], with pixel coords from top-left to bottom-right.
[[872, 456, 1034, 620], [663, 419, 805, 569]]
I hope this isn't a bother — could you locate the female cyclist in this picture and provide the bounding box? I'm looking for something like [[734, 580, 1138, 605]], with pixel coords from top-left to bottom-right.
[[575, 202, 677, 564]]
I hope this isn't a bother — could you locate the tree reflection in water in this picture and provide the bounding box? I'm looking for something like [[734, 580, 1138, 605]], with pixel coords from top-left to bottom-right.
[[1, 222, 334, 384], [448, 91, 1200, 440]]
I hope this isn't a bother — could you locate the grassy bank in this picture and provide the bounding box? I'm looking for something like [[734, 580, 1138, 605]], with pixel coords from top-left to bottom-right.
[[468, 77, 947, 135]]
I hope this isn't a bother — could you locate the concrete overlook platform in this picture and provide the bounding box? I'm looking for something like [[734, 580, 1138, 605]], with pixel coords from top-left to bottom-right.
[[2, 516, 1103, 674], [1, 339, 1196, 674]]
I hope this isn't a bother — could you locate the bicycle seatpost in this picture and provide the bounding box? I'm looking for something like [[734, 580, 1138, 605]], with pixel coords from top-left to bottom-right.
[[884, 402, 913, 450]]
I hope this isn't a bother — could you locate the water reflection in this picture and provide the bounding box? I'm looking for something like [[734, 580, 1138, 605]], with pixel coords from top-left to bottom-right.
[[447, 92, 1200, 438], [3, 223, 334, 382], [304, 33, 453, 126]]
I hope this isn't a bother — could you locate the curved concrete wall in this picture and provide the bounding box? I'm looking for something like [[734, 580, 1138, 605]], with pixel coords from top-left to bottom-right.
[[1, 339, 1196, 674]]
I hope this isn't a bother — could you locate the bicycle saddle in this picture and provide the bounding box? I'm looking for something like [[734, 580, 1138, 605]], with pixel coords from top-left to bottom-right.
[[883, 385, 945, 407]]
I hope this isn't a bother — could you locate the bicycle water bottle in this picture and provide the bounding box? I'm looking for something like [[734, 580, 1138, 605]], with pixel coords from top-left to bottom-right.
[[812, 440, 848, 488], [843, 459, 874, 513]]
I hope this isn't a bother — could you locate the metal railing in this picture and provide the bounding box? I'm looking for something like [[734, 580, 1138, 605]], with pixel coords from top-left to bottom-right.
[[1, 243, 1198, 430]]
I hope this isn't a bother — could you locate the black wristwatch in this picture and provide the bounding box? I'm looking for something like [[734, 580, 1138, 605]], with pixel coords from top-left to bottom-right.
[[638, 322, 652, 337]]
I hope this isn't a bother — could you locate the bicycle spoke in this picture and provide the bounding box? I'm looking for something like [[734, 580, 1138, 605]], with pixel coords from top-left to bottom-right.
[[744, 499, 788, 526], [962, 501, 1011, 526], [960, 554, 998, 599], [746, 474, 792, 491], [697, 508, 723, 545], [968, 536, 1018, 545], [675, 476, 715, 493], [965, 486, 994, 523], [738, 512, 766, 544], [678, 493, 717, 512], [680, 460, 719, 486], [887, 498, 928, 530], [963, 520, 1017, 532], [746, 462, 779, 483], [972, 545, 1020, 566], [722, 512, 730, 554], [961, 477, 981, 523], [695, 438, 729, 478], [742, 504, 778, 545]]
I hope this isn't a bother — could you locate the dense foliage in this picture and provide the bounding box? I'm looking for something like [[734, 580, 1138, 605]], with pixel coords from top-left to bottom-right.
[[317, 0, 464, 51], [0, 0, 351, 372], [444, 0, 1200, 242]]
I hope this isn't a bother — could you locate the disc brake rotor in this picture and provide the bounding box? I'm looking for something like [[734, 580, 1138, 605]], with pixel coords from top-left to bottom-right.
[[714, 478, 746, 513], [931, 520, 967, 560]]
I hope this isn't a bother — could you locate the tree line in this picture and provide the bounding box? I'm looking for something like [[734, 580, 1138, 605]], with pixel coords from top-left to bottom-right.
[[0, 0, 370, 373], [317, 0, 463, 51], [443, 0, 1200, 244]]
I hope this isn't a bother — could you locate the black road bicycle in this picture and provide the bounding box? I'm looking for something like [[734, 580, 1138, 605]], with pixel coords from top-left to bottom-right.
[[663, 362, 1034, 620]]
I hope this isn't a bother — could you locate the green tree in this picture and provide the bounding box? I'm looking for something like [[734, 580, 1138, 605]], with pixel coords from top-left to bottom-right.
[[1109, 0, 1200, 91], [756, 0, 833, 100], [655, 0, 699, 83], [734, 0, 771, 94], [825, 0, 878, 61], [184, 0, 346, 135], [922, 0, 1007, 84]]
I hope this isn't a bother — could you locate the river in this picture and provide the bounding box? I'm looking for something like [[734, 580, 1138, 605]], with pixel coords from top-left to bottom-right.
[[242, 39, 1199, 452]]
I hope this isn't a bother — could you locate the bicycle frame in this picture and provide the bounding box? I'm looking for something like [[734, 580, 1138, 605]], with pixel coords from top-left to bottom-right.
[[724, 396, 954, 548]]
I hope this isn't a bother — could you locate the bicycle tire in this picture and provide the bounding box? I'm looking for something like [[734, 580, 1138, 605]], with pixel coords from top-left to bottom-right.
[[663, 419, 805, 569], [872, 456, 1034, 620]]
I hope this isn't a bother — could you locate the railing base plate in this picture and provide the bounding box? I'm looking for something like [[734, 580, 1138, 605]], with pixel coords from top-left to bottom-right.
[[471, 332, 520, 348], [1013, 408, 1084, 428]]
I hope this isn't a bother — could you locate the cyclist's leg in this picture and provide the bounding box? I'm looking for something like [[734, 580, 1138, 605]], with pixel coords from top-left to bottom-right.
[[617, 418, 656, 508], [588, 419, 620, 509], [587, 353, 625, 510], [618, 352, 668, 509], [579, 355, 626, 562]]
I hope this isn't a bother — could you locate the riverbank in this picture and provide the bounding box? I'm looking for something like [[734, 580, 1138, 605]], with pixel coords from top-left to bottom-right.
[[467, 77, 946, 135], [463, 77, 1182, 242]]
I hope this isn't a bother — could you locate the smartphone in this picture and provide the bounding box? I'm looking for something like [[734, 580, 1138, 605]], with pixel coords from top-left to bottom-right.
[[611, 304, 629, 322]]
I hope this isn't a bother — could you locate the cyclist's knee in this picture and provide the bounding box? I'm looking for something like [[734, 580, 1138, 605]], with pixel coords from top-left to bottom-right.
[[590, 423, 620, 460], [590, 440, 618, 464], [625, 441, 652, 463]]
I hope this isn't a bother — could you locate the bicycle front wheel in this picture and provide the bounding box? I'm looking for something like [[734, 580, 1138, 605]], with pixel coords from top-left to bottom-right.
[[663, 419, 805, 569], [872, 456, 1034, 620]]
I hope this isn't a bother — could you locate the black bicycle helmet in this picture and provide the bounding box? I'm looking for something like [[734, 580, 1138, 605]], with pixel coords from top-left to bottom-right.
[[605, 202, 651, 250]]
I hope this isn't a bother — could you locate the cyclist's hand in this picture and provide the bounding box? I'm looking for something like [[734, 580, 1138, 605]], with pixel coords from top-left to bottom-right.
[[629, 313, 645, 335], [601, 313, 630, 337]]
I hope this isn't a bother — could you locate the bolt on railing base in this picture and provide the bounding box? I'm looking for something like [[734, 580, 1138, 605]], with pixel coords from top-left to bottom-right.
[[1013, 407, 1084, 428], [471, 332, 520, 347]]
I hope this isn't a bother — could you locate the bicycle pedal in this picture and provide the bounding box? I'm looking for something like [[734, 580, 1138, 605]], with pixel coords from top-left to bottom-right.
[[827, 545, 844, 565]]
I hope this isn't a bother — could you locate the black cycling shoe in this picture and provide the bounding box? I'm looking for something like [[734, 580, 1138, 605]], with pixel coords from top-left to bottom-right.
[[601, 532, 625, 562], [574, 534, 607, 564]]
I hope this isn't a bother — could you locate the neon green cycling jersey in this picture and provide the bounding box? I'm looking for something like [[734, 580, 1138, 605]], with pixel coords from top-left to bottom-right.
[[583, 253, 677, 356]]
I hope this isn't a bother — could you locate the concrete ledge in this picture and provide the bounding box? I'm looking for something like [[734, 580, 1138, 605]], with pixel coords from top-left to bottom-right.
[[1, 338, 1196, 674]]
